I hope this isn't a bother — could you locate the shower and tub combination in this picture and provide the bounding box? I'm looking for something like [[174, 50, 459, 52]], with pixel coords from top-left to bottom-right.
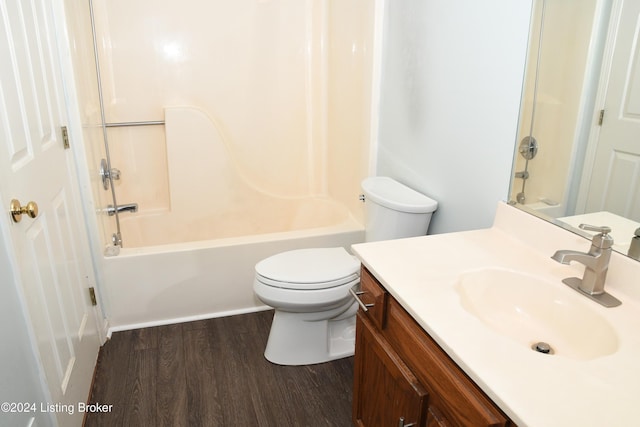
[[64, 0, 378, 329], [511, 0, 609, 218]]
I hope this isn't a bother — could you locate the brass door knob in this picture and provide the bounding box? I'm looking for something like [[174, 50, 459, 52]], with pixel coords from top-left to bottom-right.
[[10, 199, 38, 223]]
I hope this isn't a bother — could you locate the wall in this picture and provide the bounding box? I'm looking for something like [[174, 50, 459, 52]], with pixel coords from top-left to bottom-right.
[[376, 0, 533, 234]]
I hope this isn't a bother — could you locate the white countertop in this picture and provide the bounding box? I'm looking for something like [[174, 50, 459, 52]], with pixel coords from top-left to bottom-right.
[[351, 203, 640, 427]]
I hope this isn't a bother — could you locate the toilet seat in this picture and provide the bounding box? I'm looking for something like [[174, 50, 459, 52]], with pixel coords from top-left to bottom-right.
[[255, 247, 360, 290]]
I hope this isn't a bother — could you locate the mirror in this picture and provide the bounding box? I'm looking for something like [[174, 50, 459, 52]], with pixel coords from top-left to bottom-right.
[[510, 0, 640, 259]]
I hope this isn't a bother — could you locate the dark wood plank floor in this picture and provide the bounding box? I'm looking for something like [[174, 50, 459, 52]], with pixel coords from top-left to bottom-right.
[[84, 310, 354, 427]]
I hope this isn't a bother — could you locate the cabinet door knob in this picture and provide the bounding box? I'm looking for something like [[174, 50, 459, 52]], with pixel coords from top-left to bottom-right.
[[398, 417, 416, 427]]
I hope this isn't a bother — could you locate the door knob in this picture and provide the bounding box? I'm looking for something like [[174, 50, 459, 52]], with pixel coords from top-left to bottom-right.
[[10, 199, 38, 223]]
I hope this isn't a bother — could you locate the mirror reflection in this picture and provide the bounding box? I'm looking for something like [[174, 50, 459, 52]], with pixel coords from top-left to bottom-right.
[[510, 0, 640, 259]]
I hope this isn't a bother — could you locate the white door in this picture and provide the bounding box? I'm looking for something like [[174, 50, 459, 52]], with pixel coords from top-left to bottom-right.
[[0, 1, 101, 426], [583, 0, 640, 221]]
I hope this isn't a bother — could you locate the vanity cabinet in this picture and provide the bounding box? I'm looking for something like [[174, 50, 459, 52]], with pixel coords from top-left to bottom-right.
[[353, 267, 514, 427]]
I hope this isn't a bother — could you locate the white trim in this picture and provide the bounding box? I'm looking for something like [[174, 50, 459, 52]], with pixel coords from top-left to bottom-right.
[[367, 0, 385, 176], [52, 0, 111, 344], [562, 0, 615, 215], [106, 305, 273, 337], [575, 0, 624, 213], [99, 317, 110, 344]]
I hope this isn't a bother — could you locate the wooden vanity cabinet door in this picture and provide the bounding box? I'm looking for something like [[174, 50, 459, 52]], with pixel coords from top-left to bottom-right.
[[353, 311, 428, 427], [359, 267, 388, 329], [426, 406, 448, 427], [384, 298, 512, 427]]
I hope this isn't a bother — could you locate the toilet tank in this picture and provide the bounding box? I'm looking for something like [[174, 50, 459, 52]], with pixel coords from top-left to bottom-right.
[[361, 177, 438, 242]]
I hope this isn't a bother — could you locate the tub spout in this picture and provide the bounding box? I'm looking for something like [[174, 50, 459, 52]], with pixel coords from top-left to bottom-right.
[[106, 203, 138, 216]]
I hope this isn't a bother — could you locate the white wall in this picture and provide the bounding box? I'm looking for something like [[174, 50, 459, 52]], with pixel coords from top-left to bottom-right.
[[376, 0, 533, 234]]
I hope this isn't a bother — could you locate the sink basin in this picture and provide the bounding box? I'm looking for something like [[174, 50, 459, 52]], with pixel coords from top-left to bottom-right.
[[455, 268, 619, 360]]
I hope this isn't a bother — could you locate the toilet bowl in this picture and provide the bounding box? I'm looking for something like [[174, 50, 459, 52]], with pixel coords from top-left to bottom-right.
[[254, 247, 360, 365], [254, 177, 438, 365]]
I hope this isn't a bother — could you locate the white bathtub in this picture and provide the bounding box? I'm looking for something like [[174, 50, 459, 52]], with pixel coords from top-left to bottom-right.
[[520, 200, 566, 218], [118, 195, 356, 249], [86, 0, 375, 333], [102, 205, 364, 332]]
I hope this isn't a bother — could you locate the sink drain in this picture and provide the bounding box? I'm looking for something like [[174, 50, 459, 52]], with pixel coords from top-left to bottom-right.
[[531, 341, 554, 355]]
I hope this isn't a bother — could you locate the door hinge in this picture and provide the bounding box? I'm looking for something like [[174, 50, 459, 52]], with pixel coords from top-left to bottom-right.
[[61, 126, 70, 149], [598, 109, 605, 126], [88, 287, 97, 306]]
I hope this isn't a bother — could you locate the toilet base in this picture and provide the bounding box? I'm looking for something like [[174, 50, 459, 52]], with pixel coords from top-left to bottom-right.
[[264, 302, 358, 365]]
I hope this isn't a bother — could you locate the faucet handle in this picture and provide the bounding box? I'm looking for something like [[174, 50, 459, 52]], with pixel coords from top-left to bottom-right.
[[579, 224, 613, 249], [579, 224, 611, 234]]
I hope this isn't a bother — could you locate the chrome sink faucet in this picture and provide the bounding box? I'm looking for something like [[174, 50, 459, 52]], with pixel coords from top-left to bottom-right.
[[551, 224, 621, 307]]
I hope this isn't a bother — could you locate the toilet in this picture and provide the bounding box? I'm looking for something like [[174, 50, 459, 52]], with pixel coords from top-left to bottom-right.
[[253, 177, 438, 365]]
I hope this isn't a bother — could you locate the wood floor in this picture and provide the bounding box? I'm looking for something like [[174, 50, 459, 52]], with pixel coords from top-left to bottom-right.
[[84, 310, 354, 427]]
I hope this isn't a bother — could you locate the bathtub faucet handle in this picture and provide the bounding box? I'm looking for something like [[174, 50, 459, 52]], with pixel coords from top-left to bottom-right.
[[110, 168, 121, 181], [99, 158, 122, 190]]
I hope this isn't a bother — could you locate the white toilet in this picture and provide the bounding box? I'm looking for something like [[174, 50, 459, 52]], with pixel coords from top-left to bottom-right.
[[253, 177, 438, 365]]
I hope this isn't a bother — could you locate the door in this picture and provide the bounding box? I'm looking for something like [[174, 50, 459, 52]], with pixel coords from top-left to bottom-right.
[[0, 1, 101, 426], [583, 0, 640, 221], [353, 313, 428, 427]]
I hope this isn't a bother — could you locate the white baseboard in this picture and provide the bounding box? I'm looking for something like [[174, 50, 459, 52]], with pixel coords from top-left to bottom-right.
[[106, 305, 273, 338]]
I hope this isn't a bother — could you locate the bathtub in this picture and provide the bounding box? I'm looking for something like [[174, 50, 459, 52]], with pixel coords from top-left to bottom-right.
[[102, 199, 364, 332], [99, 103, 370, 332], [518, 200, 566, 218]]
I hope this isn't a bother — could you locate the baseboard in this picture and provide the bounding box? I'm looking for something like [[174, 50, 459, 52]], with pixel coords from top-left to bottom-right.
[[100, 318, 110, 342], [106, 305, 273, 336]]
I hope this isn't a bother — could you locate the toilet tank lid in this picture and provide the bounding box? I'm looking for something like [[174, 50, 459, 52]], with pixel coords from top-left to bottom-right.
[[362, 177, 438, 214]]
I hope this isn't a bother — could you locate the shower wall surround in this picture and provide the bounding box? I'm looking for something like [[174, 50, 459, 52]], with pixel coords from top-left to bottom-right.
[[90, 0, 373, 238], [512, 0, 599, 213], [62, 0, 375, 326], [63, 0, 116, 248]]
